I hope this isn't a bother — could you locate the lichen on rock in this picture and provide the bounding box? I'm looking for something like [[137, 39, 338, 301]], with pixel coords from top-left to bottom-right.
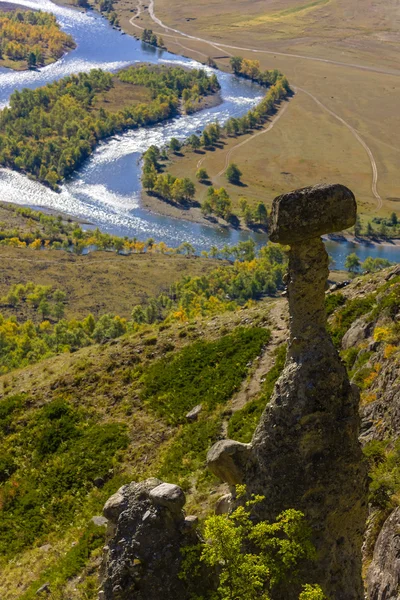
[[100, 478, 202, 600]]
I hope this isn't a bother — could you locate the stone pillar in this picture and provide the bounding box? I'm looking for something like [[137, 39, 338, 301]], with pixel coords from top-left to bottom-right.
[[207, 184, 368, 600]]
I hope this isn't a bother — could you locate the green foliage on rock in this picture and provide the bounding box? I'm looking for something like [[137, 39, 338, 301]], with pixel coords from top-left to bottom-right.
[[364, 439, 400, 510], [182, 486, 323, 599], [328, 293, 376, 346]]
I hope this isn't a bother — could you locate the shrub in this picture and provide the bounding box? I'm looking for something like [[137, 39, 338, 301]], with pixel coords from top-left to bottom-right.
[[0, 398, 128, 557], [140, 327, 270, 424], [226, 163, 242, 185], [329, 293, 376, 346], [182, 486, 320, 599], [228, 345, 286, 443], [325, 292, 346, 316]]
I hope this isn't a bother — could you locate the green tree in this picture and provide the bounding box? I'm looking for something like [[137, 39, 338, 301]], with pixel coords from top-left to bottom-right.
[[345, 252, 361, 275], [27, 51, 36, 69], [230, 56, 243, 74], [201, 130, 211, 148], [379, 222, 388, 239], [201, 198, 213, 216], [53, 302, 65, 321], [390, 212, 398, 226], [366, 221, 374, 237], [354, 215, 362, 237], [183, 486, 320, 600], [169, 138, 181, 153], [177, 241, 195, 256], [361, 257, 392, 273], [196, 168, 209, 182], [299, 584, 328, 599], [226, 163, 242, 185], [255, 202, 268, 225], [142, 164, 157, 191], [38, 299, 51, 320], [188, 134, 201, 152]]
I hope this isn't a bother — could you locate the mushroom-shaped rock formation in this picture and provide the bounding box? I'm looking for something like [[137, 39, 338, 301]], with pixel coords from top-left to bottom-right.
[[207, 184, 368, 600]]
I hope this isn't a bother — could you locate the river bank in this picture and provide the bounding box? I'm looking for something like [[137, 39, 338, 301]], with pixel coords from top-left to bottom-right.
[[0, 0, 399, 270], [325, 232, 400, 249]]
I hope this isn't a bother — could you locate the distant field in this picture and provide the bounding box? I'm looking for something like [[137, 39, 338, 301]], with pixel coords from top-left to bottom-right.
[[110, 0, 400, 222], [0, 246, 220, 320]]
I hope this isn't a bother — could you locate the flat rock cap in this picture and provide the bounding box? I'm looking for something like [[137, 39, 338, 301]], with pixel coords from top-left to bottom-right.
[[269, 183, 357, 245], [149, 483, 186, 513]]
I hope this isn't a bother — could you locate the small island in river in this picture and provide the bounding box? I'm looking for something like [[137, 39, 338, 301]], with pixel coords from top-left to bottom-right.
[[0, 63, 220, 189]]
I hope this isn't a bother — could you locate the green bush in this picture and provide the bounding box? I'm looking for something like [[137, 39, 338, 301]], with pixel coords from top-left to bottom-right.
[[141, 327, 270, 424], [0, 398, 129, 557], [228, 345, 286, 443], [365, 439, 400, 509], [325, 292, 346, 316], [157, 416, 222, 488], [329, 294, 376, 346]]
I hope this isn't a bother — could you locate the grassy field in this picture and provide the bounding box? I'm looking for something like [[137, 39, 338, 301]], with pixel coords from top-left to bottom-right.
[[108, 0, 400, 223], [0, 246, 220, 320], [93, 77, 151, 112], [0, 203, 220, 320]]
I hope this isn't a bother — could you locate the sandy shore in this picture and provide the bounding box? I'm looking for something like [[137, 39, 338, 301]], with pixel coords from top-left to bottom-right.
[[325, 232, 400, 249], [141, 190, 227, 229]]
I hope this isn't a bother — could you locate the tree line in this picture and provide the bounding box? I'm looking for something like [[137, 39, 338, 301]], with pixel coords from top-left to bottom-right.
[[354, 212, 399, 240], [0, 241, 287, 373], [141, 66, 289, 226], [131, 242, 287, 324], [0, 65, 219, 189], [0, 9, 75, 69], [141, 28, 165, 49]]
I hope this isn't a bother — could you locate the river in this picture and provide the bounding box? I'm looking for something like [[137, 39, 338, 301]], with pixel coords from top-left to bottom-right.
[[0, 0, 399, 269]]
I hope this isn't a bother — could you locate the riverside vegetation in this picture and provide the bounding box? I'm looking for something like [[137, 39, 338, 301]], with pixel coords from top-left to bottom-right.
[[141, 60, 290, 227], [0, 9, 75, 70], [0, 64, 220, 189]]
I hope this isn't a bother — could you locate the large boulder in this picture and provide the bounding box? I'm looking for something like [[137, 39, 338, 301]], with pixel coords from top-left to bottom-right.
[[207, 439, 252, 485], [100, 479, 205, 600], [342, 316, 373, 350]]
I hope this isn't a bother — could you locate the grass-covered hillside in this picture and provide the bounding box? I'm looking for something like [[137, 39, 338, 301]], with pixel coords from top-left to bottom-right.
[[0, 300, 275, 599], [0, 220, 398, 600]]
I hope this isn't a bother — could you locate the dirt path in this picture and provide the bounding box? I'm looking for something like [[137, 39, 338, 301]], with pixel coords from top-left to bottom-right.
[[221, 298, 288, 436], [293, 86, 383, 209], [146, 0, 400, 78], [215, 100, 291, 179]]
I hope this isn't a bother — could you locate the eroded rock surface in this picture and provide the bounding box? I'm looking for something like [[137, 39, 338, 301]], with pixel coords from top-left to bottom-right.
[[100, 478, 201, 600], [366, 508, 400, 600], [208, 184, 368, 600]]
